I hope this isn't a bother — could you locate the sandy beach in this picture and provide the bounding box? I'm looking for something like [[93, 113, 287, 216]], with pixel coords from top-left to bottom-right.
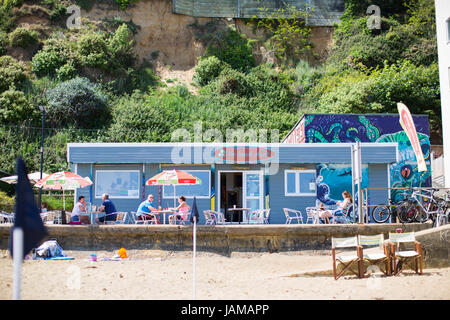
[[0, 249, 449, 300]]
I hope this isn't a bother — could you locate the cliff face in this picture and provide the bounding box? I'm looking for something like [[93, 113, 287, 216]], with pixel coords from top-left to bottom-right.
[[81, 0, 334, 70]]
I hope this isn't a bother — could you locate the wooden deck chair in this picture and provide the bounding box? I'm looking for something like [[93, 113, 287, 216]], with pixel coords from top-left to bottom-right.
[[388, 232, 423, 276], [358, 234, 391, 277], [283, 208, 304, 224], [331, 236, 363, 280]]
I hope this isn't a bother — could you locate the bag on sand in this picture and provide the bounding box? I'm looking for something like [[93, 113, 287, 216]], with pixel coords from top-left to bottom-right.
[[33, 239, 66, 260]]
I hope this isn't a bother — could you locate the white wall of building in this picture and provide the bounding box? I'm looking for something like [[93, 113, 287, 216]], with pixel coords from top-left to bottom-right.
[[435, 0, 450, 187]]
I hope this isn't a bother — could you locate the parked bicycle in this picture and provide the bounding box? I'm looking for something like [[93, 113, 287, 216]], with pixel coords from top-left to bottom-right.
[[371, 191, 411, 223]]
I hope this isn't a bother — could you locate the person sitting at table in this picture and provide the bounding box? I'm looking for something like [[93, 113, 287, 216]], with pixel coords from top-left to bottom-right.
[[71, 196, 86, 223], [96, 193, 117, 224], [136, 194, 158, 223], [318, 202, 332, 224], [168, 196, 190, 225], [332, 191, 353, 223]]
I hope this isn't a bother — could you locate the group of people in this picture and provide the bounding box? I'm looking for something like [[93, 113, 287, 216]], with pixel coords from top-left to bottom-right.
[[70, 193, 191, 224], [136, 194, 190, 224]]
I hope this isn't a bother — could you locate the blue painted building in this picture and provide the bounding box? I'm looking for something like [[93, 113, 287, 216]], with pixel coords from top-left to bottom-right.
[[67, 142, 398, 224]]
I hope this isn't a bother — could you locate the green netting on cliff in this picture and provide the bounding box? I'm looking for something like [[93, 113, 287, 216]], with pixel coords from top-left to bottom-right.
[[172, 0, 345, 26]]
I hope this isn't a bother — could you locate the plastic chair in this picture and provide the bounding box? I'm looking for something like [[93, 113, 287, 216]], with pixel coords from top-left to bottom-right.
[[203, 210, 215, 225], [331, 236, 363, 280], [283, 208, 304, 224], [358, 234, 391, 277], [305, 207, 321, 224], [0, 211, 14, 224], [388, 232, 423, 276]]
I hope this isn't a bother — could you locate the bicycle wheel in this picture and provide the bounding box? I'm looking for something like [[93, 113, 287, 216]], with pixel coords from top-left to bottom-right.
[[414, 206, 429, 223], [371, 205, 391, 223], [398, 202, 415, 223]]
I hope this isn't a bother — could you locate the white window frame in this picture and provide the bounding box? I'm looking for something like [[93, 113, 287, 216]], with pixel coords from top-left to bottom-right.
[[284, 169, 316, 196], [95, 170, 140, 199], [162, 170, 211, 199]]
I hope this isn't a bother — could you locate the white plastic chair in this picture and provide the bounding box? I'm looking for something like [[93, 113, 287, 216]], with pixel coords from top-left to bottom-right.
[[283, 208, 304, 224], [203, 210, 215, 225], [305, 207, 321, 224]]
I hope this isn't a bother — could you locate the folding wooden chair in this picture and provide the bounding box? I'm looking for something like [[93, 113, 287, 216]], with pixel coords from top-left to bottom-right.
[[283, 208, 304, 224], [331, 236, 363, 280], [388, 232, 423, 276], [358, 234, 391, 277]]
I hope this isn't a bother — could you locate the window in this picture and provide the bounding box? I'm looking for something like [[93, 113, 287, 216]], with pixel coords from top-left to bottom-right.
[[163, 170, 210, 199], [95, 170, 140, 199], [285, 170, 316, 196]]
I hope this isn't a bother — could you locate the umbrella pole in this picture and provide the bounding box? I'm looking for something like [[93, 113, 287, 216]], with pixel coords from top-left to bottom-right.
[[193, 218, 196, 300], [173, 185, 176, 208]]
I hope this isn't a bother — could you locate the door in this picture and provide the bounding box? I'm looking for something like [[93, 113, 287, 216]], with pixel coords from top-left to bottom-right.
[[243, 171, 263, 223]]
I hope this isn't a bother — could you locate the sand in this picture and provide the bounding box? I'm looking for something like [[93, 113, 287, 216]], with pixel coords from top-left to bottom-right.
[[0, 249, 449, 300]]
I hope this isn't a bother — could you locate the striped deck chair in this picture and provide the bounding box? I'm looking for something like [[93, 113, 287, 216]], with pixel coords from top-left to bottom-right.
[[358, 234, 391, 277], [388, 232, 423, 276], [331, 236, 363, 280]]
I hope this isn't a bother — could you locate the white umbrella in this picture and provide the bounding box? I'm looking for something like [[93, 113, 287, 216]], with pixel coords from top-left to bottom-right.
[[0, 172, 49, 184]]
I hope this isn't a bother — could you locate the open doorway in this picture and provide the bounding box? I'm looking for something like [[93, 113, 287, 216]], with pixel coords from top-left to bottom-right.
[[220, 172, 242, 222]]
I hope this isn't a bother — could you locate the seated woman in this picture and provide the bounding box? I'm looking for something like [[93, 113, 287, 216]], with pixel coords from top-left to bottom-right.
[[168, 196, 190, 225], [332, 191, 353, 223]]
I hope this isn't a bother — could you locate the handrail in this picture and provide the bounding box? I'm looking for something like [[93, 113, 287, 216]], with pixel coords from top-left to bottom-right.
[[361, 187, 450, 224]]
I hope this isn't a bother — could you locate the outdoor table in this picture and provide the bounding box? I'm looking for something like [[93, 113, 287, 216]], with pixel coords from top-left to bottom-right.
[[152, 210, 176, 224], [81, 211, 104, 224], [227, 207, 251, 224]]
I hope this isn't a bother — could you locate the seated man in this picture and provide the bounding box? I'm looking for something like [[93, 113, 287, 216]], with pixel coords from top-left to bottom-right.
[[96, 193, 117, 224], [136, 194, 158, 223]]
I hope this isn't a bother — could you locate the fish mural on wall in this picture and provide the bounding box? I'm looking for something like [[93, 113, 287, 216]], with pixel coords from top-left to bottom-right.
[[285, 114, 432, 205], [316, 163, 369, 205]]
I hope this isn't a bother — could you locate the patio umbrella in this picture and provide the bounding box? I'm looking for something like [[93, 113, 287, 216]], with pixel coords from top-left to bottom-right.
[[145, 170, 201, 207], [35, 171, 93, 211], [0, 172, 49, 184]]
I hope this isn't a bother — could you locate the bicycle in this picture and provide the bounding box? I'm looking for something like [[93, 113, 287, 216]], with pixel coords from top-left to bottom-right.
[[398, 188, 445, 223], [371, 191, 411, 223]]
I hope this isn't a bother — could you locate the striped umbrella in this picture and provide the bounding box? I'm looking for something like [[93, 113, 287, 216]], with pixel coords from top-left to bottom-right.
[[35, 171, 93, 210], [145, 170, 201, 207]]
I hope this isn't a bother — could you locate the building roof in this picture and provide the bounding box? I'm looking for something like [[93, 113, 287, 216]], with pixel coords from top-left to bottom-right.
[[67, 142, 399, 165]]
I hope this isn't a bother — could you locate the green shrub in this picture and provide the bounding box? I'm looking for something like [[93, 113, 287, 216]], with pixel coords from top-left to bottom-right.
[[0, 30, 7, 54], [46, 77, 110, 129], [8, 26, 38, 48], [107, 23, 136, 70], [114, 0, 139, 11], [205, 27, 255, 72], [0, 87, 34, 124], [31, 37, 79, 76], [193, 56, 229, 86], [0, 55, 28, 93], [56, 62, 77, 81], [77, 31, 110, 69], [0, 191, 14, 212]]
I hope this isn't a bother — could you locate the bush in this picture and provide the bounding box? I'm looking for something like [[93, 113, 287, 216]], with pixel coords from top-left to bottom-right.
[[205, 27, 255, 72], [56, 62, 77, 81], [31, 37, 79, 76], [0, 191, 14, 212], [193, 56, 229, 86], [77, 31, 110, 70], [8, 26, 38, 48], [0, 55, 28, 93], [108, 23, 136, 70], [46, 77, 110, 129], [0, 87, 34, 124], [0, 31, 7, 54]]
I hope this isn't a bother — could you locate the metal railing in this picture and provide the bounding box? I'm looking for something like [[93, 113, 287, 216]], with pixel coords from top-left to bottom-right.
[[360, 187, 450, 223]]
